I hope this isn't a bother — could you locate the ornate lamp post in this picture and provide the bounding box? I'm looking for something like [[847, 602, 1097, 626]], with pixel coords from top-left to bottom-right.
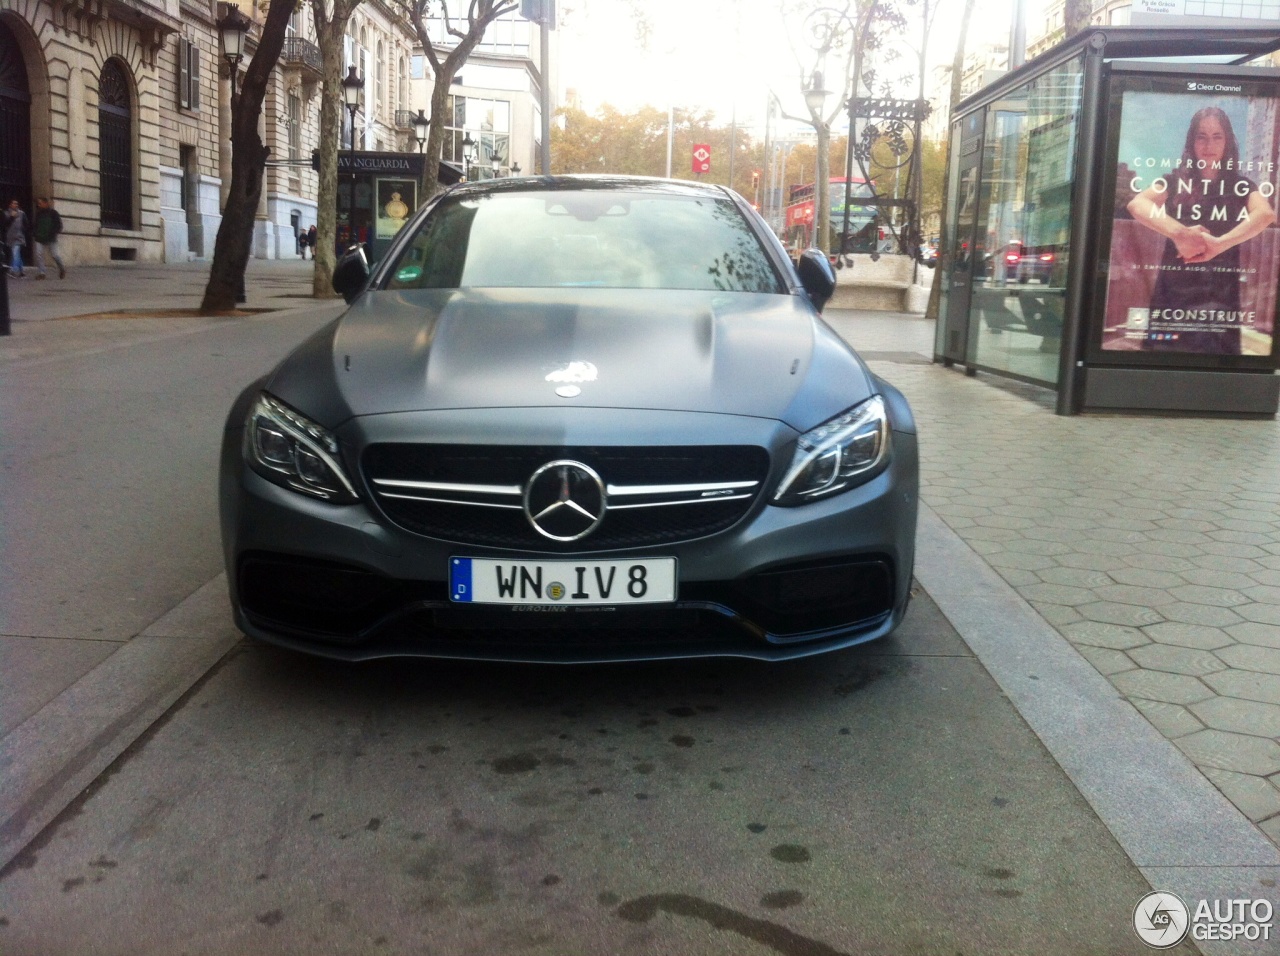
[[341, 66, 364, 150], [511, 161, 521, 176], [216, 3, 252, 99], [413, 109, 429, 153]]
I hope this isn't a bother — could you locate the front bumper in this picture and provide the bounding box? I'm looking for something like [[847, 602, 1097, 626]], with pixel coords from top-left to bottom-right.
[[220, 406, 918, 663]]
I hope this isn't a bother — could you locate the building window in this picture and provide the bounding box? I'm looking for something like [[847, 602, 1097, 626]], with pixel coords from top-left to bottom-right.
[[443, 96, 511, 178], [376, 40, 385, 119], [177, 37, 200, 111], [287, 90, 302, 160], [99, 58, 134, 229], [410, 54, 424, 79]]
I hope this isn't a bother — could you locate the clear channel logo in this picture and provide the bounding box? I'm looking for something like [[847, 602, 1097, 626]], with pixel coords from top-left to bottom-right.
[[1133, 892, 1189, 949]]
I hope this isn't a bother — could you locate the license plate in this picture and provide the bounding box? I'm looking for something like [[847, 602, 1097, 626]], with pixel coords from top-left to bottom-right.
[[449, 557, 676, 606]]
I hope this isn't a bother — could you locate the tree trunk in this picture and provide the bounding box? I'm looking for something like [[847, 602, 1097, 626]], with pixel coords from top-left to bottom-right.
[[199, 1, 293, 314], [924, 0, 977, 323], [312, 13, 352, 299], [1064, 0, 1093, 36]]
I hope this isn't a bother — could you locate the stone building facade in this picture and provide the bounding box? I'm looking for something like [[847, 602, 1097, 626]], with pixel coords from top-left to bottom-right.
[[0, 0, 417, 266]]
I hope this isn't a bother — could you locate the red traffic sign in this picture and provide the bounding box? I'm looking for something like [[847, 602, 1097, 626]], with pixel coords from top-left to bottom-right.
[[692, 143, 711, 174]]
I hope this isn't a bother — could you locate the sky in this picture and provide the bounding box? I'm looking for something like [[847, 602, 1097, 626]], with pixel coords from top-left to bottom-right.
[[555, 0, 1034, 136]]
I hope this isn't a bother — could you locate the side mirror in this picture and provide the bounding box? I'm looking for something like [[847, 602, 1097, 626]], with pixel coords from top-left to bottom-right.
[[332, 245, 370, 304], [796, 248, 837, 311]]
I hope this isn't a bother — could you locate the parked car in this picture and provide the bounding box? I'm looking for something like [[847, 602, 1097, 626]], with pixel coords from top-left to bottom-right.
[[220, 176, 919, 663], [1015, 246, 1057, 284]]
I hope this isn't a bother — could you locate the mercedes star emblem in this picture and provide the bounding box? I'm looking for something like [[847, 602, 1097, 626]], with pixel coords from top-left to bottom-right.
[[523, 460, 606, 542]]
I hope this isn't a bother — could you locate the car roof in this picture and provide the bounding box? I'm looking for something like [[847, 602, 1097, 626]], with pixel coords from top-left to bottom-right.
[[444, 174, 733, 202]]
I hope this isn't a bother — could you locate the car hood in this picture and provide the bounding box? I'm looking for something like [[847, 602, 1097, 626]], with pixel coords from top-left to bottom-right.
[[268, 287, 875, 431]]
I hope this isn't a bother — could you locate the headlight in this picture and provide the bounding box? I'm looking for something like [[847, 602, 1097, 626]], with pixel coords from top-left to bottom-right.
[[244, 392, 358, 503], [772, 396, 890, 505]]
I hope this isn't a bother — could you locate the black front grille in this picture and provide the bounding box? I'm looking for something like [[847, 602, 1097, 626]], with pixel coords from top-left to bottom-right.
[[363, 444, 771, 552]]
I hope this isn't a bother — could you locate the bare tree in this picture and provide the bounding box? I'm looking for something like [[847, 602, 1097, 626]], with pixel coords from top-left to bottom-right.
[[199, 0, 295, 314], [401, 0, 520, 204], [310, 0, 367, 298]]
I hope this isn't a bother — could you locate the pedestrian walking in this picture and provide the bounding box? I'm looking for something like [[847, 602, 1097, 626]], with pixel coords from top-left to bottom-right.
[[32, 197, 67, 280], [6, 198, 28, 278], [306, 224, 317, 261]]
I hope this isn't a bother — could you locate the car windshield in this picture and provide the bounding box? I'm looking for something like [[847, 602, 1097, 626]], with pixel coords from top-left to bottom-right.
[[383, 188, 785, 294]]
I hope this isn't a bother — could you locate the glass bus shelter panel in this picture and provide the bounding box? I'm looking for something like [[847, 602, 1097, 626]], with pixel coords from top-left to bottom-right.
[[936, 120, 966, 360], [963, 57, 1085, 387]]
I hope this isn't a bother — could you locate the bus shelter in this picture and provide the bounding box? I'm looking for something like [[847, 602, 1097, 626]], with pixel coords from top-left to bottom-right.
[[334, 151, 463, 264], [935, 27, 1280, 415]]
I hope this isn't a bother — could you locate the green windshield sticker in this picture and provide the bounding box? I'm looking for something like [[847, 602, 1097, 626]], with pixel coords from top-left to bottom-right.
[[394, 265, 422, 282]]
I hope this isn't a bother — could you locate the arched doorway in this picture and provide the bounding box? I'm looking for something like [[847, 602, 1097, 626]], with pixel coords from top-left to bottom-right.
[[0, 18, 32, 259], [99, 58, 134, 229]]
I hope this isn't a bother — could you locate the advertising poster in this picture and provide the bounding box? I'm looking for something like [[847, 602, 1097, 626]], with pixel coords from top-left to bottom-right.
[[1101, 75, 1279, 359], [376, 179, 415, 240]]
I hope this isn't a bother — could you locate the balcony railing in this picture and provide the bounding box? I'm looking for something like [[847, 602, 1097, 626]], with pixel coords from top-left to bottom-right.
[[393, 109, 418, 129], [282, 36, 323, 79]]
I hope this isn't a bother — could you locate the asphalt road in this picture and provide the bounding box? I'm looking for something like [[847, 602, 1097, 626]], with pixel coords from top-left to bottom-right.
[[0, 306, 1193, 954]]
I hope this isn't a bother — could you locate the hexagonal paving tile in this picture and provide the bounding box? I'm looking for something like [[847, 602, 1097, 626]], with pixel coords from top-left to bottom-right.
[[1244, 584, 1280, 604], [1216, 643, 1280, 674], [1190, 696, 1280, 739], [1124, 554, 1197, 574], [1039, 566, 1112, 589], [1110, 670, 1215, 706], [1142, 622, 1234, 650], [1202, 767, 1280, 823], [1250, 569, 1280, 587], [1130, 698, 1204, 739], [1225, 622, 1280, 649], [1108, 567, 1185, 589], [1168, 584, 1251, 608], [1020, 582, 1099, 606], [1175, 729, 1280, 776], [1077, 644, 1138, 677], [1128, 644, 1228, 678], [1062, 620, 1149, 650], [1237, 604, 1280, 626], [1180, 568, 1259, 590], [1194, 554, 1264, 573], [1058, 552, 1131, 572], [986, 551, 1058, 572], [1203, 670, 1280, 706], [1160, 603, 1246, 628], [1078, 601, 1164, 628], [1092, 584, 1179, 607], [1029, 601, 1084, 627]]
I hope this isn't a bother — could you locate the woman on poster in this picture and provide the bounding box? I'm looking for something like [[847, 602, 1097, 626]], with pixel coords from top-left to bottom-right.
[[1126, 106, 1275, 354]]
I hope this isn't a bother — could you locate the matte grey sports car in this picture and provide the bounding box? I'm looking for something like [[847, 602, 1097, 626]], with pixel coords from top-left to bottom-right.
[[219, 176, 918, 662]]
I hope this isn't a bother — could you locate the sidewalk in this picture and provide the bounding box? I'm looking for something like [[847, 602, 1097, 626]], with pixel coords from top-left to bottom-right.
[[823, 309, 1280, 845], [2, 264, 1279, 948]]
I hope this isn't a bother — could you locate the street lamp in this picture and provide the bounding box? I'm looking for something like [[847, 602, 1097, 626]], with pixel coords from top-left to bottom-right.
[[490, 150, 502, 177], [216, 3, 252, 99], [511, 161, 521, 176], [461, 132, 475, 180], [341, 66, 364, 150], [412, 109, 429, 153], [803, 70, 831, 114]]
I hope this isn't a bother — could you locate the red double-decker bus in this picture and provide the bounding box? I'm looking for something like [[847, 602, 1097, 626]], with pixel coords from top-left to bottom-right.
[[784, 177, 882, 256]]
